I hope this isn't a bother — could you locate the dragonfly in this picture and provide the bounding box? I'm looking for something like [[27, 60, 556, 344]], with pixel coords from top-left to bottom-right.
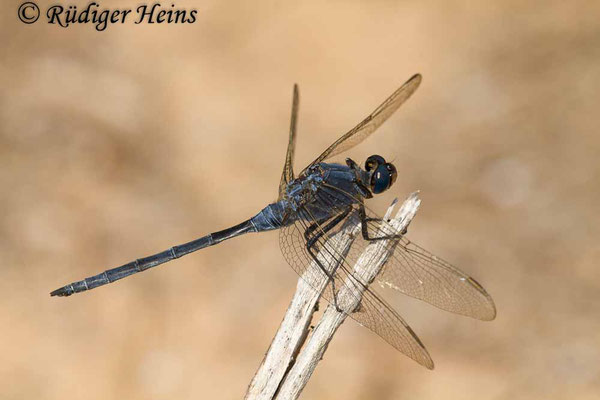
[[51, 74, 496, 369]]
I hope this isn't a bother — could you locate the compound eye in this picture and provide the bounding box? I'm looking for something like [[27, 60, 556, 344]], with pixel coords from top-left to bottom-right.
[[365, 155, 386, 172], [370, 164, 392, 194], [386, 163, 397, 186]]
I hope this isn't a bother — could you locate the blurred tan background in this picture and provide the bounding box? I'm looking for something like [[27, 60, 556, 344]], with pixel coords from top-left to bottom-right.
[[1, 0, 599, 399]]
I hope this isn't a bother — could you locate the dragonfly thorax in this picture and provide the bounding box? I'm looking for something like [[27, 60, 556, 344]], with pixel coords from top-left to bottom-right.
[[283, 168, 325, 211]]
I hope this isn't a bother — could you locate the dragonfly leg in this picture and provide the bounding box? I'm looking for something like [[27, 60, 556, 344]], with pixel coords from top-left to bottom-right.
[[306, 247, 341, 312], [303, 216, 332, 245], [358, 203, 406, 241], [303, 206, 353, 248], [304, 207, 352, 312]]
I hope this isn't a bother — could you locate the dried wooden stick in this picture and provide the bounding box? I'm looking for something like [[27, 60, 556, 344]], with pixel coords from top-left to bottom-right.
[[245, 192, 421, 400]]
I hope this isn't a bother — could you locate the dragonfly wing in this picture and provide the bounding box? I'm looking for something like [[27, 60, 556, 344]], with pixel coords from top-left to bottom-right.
[[301, 74, 421, 176], [359, 210, 497, 321], [278, 84, 299, 200], [308, 182, 496, 321], [348, 282, 434, 369], [279, 199, 434, 369]]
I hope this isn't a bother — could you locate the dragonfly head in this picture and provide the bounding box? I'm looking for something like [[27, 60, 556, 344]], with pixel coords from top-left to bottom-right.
[[364, 155, 397, 195]]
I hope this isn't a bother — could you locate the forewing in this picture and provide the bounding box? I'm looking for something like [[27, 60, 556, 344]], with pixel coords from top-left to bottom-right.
[[313, 183, 496, 321], [279, 199, 434, 369], [301, 74, 421, 175], [357, 209, 497, 321], [376, 233, 497, 320], [278, 84, 299, 200]]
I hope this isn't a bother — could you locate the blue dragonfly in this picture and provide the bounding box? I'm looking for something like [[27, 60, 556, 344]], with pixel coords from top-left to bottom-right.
[[51, 74, 496, 369]]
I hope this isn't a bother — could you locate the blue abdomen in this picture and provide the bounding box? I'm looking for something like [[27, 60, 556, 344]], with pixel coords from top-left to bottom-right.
[[251, 202, 288, 231]]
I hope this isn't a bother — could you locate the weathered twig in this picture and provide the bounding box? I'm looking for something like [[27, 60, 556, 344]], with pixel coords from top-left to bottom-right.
[[245, 210, 362, 399], [245, 192, 421, 400]]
